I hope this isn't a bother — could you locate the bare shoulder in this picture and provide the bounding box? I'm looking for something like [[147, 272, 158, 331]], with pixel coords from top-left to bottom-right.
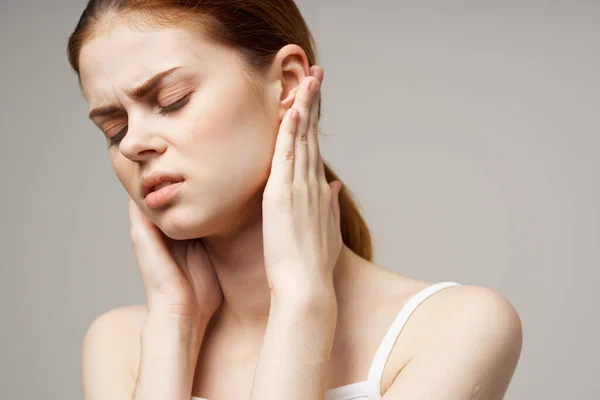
[[82, 305, 148, 398], [403, 283, 523, 350], [382, 279, 523, 399], [363, 267, 522, 350], [354, 262, 522, 396]]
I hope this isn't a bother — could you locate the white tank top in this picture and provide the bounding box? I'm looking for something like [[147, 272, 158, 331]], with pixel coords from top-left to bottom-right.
[[191, 281, 460, 400]]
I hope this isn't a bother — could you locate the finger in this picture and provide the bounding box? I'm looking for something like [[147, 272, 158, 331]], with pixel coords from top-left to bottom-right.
[[310, 66, 328, 186], [311, 65, 324, 122], [127, 196, 181, 295], [307, 70, 323, 185], [293, 77, 319, 184], [317, 150, 327, 186], [311, 65, 324, 83], [267, 106, 300, 187], [128, 195, 155, 231], [330, 181, 342, 229]]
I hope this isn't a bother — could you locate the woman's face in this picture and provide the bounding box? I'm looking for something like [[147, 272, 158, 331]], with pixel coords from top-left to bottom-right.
[[79, 22, 291, 240]]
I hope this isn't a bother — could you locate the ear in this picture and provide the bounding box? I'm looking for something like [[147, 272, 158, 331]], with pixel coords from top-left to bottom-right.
[[266, 44, 311, 121]]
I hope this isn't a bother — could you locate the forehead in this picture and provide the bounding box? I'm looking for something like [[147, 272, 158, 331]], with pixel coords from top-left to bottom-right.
[[78, 23, 225, 107]]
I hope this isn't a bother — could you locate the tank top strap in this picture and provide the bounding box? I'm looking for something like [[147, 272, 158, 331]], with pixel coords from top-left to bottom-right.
[[366, 281, 461, 387]]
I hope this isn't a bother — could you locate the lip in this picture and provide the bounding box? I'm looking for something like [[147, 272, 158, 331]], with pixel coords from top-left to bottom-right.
[[145, 181, 184, 209], [141, 172, 186, 198]]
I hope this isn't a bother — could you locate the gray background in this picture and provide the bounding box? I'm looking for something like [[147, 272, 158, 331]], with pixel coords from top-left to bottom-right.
[[1, 0, 598, 398]]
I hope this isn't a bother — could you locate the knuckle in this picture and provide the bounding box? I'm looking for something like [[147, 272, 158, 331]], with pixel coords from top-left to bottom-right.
[[300, 96, 311, 108], [320, 182, 331, 193], [292, 181, 309, 194], [321, 184, 332, 200], [284, 150, 294, 161]]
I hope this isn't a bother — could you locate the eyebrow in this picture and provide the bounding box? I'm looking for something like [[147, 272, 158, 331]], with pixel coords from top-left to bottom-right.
[[88, 66, 182, 120]]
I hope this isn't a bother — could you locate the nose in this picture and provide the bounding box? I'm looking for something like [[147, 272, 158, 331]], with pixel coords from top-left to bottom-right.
[[118, 116, 167, 162]]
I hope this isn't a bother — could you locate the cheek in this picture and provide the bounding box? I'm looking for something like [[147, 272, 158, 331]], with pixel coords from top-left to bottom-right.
[[186, 117, 276, 205], [185, 92, 277, 173], [181, 78, 280, 198], [197, 123, 274, 179]]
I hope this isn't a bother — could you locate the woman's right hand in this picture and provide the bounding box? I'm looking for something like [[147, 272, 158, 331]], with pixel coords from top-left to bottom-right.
[[127, 196, 224, 329]]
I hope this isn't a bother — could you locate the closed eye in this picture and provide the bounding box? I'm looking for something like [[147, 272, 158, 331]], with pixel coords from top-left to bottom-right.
[[107, 94, 191, 148], [157, 93, 191, 115]]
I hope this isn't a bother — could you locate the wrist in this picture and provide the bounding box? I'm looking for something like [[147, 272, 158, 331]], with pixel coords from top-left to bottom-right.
[[143, 312, 209, 348], [268, 288, 338, 364], [271, 276, 335, 300], [270, 282, 337, 318]]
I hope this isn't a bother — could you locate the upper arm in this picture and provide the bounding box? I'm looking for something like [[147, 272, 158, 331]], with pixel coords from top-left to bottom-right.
[[81, 305, 147, 400], [383, 286, 523, 400]]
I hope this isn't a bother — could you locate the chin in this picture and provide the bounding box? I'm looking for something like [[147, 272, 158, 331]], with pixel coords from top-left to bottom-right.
[[152, 200, 243, 241], [150, 203, 213, 240], [152, 181, 265, 240]]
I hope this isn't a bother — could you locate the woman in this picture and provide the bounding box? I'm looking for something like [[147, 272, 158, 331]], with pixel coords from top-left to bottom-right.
[[68, 1, 523, 399]]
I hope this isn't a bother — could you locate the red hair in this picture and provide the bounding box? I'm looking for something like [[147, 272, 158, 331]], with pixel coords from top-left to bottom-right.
[[67, 0, 373, 261]]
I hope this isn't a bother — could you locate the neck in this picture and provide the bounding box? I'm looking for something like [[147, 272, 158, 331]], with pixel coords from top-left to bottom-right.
[[201, 205, 357, 337]]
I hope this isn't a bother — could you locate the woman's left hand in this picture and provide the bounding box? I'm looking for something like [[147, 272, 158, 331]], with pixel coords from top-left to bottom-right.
[[262, 66, 343, 303]]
